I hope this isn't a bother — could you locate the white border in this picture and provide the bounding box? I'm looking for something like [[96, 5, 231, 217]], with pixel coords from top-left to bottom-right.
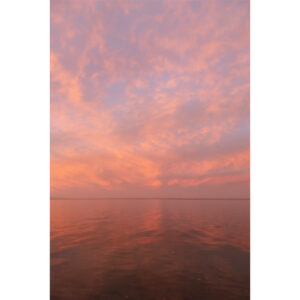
[[251, 0, 300, 299], [0, 0, 49, 299]]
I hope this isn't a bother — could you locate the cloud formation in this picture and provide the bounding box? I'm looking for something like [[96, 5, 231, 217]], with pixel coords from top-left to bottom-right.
[[51, 0, 250, 199]]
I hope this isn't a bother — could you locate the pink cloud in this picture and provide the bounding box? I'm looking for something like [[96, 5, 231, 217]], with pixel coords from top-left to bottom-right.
[[51, 0, 250, 199]]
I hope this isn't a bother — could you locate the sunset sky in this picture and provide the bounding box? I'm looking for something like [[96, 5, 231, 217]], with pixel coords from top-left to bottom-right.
[[50, 0, 249, 199]]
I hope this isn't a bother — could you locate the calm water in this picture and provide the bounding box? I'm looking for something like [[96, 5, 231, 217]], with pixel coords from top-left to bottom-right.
[[51, 199, 250, 300]]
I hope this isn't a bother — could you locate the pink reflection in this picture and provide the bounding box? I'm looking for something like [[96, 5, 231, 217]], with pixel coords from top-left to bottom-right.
[[51, 199, 249, 299]]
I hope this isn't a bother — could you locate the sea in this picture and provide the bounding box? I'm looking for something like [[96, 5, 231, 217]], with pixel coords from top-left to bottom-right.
[[51, 199, 249, 299]]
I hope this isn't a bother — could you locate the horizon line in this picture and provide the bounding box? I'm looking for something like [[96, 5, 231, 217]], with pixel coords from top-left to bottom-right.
[[51, 197, 250, 201]]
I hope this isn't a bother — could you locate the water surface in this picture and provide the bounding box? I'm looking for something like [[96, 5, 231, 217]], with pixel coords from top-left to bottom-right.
[[51, 199, 249, 299]]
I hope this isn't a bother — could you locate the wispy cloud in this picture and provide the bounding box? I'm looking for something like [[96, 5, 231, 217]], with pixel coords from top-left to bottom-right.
[[51, 0, 250, 198]]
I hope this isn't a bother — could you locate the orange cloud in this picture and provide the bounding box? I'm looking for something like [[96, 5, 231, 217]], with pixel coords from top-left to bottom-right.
[[51, 0, 250, 199]]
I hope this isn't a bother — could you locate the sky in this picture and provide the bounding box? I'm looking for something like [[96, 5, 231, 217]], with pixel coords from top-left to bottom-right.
[[50, 0, 249, 199]]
